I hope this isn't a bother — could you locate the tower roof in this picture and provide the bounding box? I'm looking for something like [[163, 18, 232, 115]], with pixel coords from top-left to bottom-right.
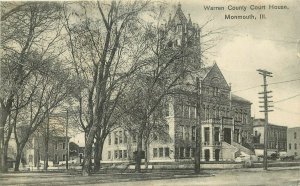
[[171, 3, 187, 25]]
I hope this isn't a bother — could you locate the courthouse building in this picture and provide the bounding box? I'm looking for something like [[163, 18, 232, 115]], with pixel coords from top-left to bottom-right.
[[101, 4, 254, 163], [287, 127, 300, 159]]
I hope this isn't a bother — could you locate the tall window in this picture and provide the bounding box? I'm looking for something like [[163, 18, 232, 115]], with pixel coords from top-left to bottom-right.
[[114, 150, 118, 159], [206, 106, 210, 119], [185, 147, 190, 158], [119, 150, 123, 159], [29, 155, 33, 163], [214, 127, 220, 142], [62, 142, 65, 150], [180, 147, 184, 158], [183, 105, 189, 118], [153, 148, 158, 158], [165, 103, 169, 117], [204, 127, 210, 143], [165, 148, 170, 157], [55, 141, 58, 150], [108, 133, 111, 145], [295, 143, 297, 150], [186, 126, 190, 140], [63, 154, 66, 161], [213, 87, 219, 96], [108, 151, 111, 159], [192, 126, 196, 141], [133, 133, 137, 143], [119, 131, 123, 144], [123, 150, 127, 159], [190, 106, 196, 119], [114, 132, 118, 144], [124, 131, 127, 143], [159, 148, 164, 157], [216, 107, 220, 119], [294, 132, 297, 139], [179, 125, 184, 139], [54, 154, 58, 163]]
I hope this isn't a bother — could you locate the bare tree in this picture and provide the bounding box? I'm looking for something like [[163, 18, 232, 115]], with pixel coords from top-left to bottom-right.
[[13, 60, 70, 171], [0, 2, 64, 172], [63, 0, 151, 175], [118, 5, 203, 172]]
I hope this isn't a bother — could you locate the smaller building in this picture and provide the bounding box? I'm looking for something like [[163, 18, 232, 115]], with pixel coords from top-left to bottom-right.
[[287, 127, 300, 159], [24, 135, 70, 168], [252, 119, 287, 156]]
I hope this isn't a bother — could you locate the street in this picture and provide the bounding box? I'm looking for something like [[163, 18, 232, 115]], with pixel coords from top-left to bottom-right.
[[0, 167, 299, 186]]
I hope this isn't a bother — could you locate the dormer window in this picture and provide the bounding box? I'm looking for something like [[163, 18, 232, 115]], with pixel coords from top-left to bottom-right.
[[213, 87, 219, 96], [177, 24, 182, 32]]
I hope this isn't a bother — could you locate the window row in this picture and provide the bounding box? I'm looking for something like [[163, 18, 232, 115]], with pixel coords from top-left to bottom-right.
[[108, 131, 128, 145], [203, 105, 230, 120], [174, 104, 197, 119], [288, 143, 298, 150], [178, 126, 221, 143], [153, 147, 169, 158], [202, 86, 229, 98], [108, 150, 128, 159], [234, 109, 248, 124], [267, 130, 286, 139], [55, 142, 66, 150], [178, 125, 196, 141], [268, 142, 286, 149], [175, 147, 195, 159]]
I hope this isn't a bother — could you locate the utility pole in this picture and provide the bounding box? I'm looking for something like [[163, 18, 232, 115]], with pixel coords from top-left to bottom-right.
[[65, 109, 69, 170], [44, 104, 50, 171], [195, 77, 202, 174], [257, 69, 273, 170]]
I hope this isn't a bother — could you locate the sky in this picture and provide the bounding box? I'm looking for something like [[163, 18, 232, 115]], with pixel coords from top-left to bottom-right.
[[165, 0, 300, 128], [71, 0, 300, 145]]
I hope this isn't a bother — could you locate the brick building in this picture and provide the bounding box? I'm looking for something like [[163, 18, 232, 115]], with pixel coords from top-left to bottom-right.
[[287, 127, 300, 159], [101, 3, 253, 164], [252, 119, 287, 155]]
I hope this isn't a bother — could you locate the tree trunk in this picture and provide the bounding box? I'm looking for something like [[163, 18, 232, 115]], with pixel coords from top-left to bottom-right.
[[144, 138, 149, 169], [2, 143, 8, 172], [135, 131, 143, 173], [14, 144, 25, 171], [82, 125, 98, 176], [94, 140, 104, 172], [2, 123, 13, 172], [0, 107, 10, 173]]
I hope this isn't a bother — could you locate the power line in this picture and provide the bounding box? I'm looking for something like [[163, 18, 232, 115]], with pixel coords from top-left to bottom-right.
[[232, 85, 260, 93], [274, 93, 300, 103], [269, 78, 300, 85], [232, 78, 300, 93], [274, 106, 300, 115]]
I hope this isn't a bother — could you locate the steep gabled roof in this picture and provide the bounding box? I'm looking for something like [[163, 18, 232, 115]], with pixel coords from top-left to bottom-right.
[[231, 94, 252, 104], [198, 66, 213, 80], [171, 3, 187, 25]]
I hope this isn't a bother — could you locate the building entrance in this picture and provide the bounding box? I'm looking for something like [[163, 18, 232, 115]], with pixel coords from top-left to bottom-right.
[[224, 128, 231, 144], [204, 149, 210, 162], [215, 149, 220, 161]]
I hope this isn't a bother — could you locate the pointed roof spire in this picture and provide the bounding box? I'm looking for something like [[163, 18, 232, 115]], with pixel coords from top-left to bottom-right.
[[172, 2, 187, 24], [188, 13, 192, 25]]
